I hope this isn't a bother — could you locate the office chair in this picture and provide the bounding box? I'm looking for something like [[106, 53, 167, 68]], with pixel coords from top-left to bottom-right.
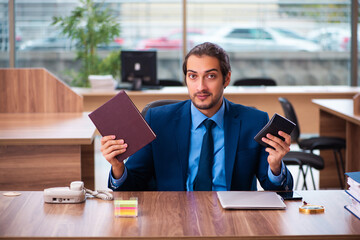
[[158, 79, 184, 86], [233, 78, 277, 86], [283, 151, 324, 190], [141, 99, 182, 117], [278, 97, 346, 189], [140, 99, 182, 190]]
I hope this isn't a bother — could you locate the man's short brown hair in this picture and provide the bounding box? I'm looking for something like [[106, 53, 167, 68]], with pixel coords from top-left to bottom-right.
[[182, 42, 231, 84]]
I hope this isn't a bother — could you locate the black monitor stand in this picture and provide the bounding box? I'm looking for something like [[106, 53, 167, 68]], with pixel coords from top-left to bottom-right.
[[131, 78, 143, 91], [116, 79, 162, 91]]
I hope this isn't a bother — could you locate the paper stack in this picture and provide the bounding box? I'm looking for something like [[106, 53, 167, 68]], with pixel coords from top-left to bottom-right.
[[344, 172, 360, 220], [114, 197, 138, 217], [88, 75, 116, 90]]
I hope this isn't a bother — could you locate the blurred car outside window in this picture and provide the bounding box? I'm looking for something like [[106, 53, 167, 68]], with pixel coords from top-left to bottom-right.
[[307, 27, 354, 51], [19, 32, 125, 51], [191, 25, 321, 52], [137, 29, 203, 50], [0, 22, 22, 51]]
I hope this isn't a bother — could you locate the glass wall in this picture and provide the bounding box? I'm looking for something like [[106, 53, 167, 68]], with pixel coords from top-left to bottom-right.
[[0, 1, 9, 67], [13, 0, 182, 86], [0, 0, 356, 87], [188, 0, 352, 85], [119, 1, 183, 82]]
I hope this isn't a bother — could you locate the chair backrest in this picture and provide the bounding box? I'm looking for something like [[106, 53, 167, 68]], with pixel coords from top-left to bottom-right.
[[140, 99, 182, 190], [141, 99, 182, 117], [233, 78, 277, 86], [278, 97, 300, 142], [158, 79, 184, 86]]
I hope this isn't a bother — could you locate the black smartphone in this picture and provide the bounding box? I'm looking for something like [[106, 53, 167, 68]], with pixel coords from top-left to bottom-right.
[[276, 191, 302, 200]]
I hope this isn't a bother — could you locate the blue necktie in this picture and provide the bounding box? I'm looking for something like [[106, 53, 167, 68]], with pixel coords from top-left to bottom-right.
[[194, 119, 215, 191]]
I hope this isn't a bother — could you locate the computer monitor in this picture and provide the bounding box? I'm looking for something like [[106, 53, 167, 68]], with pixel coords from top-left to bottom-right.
[[121, 50, 158, 90]]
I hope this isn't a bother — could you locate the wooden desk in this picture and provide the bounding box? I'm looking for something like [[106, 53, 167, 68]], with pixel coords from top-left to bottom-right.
[[1, 190, 359, 239], [312, 99, 360, 189], [73, 86, 360, 134], [0, 112, 96, 190]]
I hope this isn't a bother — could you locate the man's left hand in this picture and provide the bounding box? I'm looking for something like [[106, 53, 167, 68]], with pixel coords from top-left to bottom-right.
[[261, 131, 291, 176]]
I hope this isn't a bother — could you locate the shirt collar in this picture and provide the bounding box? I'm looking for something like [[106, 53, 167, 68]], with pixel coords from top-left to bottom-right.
[[191, 99, 225, 130]]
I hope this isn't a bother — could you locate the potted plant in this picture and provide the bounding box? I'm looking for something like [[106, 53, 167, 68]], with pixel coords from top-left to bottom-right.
[[52, 0, 121, 87]]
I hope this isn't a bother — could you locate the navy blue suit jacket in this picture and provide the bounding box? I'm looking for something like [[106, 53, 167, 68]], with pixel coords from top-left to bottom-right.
[[109, 98, 293, 191]]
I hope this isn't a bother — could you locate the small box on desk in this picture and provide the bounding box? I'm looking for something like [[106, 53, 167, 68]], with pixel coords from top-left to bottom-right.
[[114, 197, 138, 217]]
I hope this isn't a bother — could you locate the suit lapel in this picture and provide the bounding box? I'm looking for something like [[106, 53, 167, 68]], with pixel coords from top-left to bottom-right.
[[174, 100, 191, 188], [224, 99, 241, 190]]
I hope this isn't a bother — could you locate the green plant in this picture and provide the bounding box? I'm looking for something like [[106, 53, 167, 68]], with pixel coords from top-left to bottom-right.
[[98, 50, 121, 79], [52, 0, 120, 87]]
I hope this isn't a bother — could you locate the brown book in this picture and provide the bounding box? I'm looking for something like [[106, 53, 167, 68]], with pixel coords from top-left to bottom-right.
[[88, 90, 156, 162]]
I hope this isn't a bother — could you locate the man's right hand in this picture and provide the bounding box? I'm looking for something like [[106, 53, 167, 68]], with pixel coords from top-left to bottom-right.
[[100, 135, 128, 179]]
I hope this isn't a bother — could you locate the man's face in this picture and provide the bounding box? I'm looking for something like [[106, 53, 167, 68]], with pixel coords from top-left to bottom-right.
[[185, 55, 230, 117]]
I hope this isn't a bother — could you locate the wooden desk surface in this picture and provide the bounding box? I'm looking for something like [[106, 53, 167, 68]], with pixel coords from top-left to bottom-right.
[[0, 112, 97, 190], [0, 112, 96, 145], [1, 190, 359, 239], [73, 85, 360, 96], [312, 99, 360, 125]]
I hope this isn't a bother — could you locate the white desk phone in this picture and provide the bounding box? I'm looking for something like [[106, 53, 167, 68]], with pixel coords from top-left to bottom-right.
[[43, 181, 113, 203]]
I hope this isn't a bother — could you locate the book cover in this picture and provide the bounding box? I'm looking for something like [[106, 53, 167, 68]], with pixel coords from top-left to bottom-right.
[[344, 172, 360, 220], [345, 171, 360, 202], [346, 172, 360, 185], [345, 190, 360, 203], [88, 90, 156, 162], [254, 113, 296, 149], [345, 204, 360, 220]]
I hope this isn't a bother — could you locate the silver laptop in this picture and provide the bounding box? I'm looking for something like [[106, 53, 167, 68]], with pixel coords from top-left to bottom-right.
[[217, 191, 286, 210]]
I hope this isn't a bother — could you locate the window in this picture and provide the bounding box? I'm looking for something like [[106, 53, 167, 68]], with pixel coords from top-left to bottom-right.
[[188, 0, 352, 85], [3, 0, 357, 87], [0, 1, 9, 67], [14, 0, 184, 85]]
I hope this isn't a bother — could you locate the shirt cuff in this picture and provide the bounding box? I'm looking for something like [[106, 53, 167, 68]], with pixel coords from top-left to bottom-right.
[[109, 166, 128, 188], [268, 161, 286, 186]]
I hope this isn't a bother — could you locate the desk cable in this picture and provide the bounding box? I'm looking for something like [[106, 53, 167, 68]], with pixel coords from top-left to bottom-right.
[[85, 188, 113, 201]]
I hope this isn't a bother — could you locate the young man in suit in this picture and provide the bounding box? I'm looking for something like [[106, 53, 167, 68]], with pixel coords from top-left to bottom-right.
[[101, 42, 293, 191]]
